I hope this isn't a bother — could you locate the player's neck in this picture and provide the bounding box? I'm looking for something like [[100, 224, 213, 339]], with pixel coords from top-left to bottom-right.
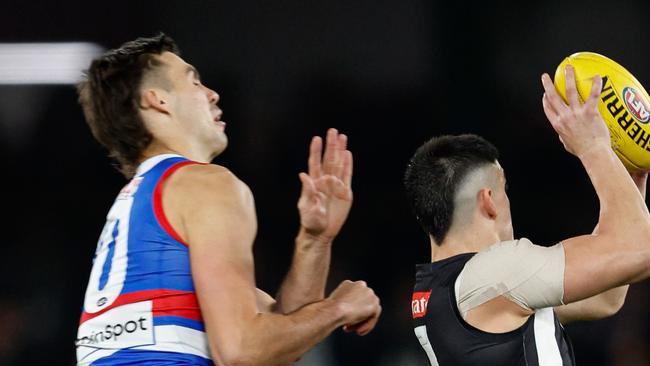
[[140, 140, 213, 164], [430, 225, 500, 262]]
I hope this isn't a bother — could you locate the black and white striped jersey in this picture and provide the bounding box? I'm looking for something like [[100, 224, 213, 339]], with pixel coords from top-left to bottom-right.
[[412, 253, 575, 366]]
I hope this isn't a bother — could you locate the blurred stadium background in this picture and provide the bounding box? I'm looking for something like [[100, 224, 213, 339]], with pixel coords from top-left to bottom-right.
[[1, 0, 650, 364]]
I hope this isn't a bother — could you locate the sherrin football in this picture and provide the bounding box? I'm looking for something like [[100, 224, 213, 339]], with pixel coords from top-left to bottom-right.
[[554, 52, 650, 170]]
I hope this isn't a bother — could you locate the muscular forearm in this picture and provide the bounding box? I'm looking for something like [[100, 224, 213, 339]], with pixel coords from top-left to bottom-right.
[[580, 146, 650, 235], [575, 224, 631, 321], [275, 228, 332, 313], [570, 170, 646, 321], [212, 299, 343, 366], [562, 150, 650, 303]]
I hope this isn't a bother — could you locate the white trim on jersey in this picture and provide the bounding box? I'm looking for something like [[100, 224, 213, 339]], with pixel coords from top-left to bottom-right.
[[77, 324, 211, 365], [454, 271, 464, 318], [414, 325, 440, 366], [534, 308, 563, 366], [135, 154, 185, 177], [137, 325, 211, 359]]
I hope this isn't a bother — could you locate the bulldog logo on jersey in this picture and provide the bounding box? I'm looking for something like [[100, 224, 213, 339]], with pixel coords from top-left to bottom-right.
[[118, 177, 144, 200], [412, 291, 432, 319]]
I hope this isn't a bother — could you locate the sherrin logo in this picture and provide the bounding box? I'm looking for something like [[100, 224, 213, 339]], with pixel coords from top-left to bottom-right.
[[623, 86, 650, 123]]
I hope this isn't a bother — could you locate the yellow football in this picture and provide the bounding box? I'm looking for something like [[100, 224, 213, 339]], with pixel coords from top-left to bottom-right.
[[554, 52, 650, 170]]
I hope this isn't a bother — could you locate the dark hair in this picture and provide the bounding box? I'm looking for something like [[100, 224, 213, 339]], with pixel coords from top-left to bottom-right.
[[78, 33, 179, 177], [403, 134, 499, 244]]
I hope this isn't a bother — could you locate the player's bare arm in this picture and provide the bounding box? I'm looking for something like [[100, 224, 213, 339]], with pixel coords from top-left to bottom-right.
[[275, 128, 354, 313], [554, 170, 648, 323], [541, 65, 650, 306], [163, 163, 380, 366]]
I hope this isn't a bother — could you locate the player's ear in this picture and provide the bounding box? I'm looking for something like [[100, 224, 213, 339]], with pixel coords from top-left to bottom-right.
[[140, 88, 171, 115], [477, 188, 498, 220]]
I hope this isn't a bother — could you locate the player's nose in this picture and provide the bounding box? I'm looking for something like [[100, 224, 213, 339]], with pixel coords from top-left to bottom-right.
[[206, 87, 219, 105]]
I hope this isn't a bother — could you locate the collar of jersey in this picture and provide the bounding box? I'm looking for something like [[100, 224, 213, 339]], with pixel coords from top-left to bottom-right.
[[135, 154, 186, 177]]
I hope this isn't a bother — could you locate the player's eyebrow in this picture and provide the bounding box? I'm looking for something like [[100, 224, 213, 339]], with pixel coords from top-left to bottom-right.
[[186, 65, 201, 81]]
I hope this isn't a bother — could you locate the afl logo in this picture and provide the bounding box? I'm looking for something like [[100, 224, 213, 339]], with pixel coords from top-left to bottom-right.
[[623, 86, 650, 123]]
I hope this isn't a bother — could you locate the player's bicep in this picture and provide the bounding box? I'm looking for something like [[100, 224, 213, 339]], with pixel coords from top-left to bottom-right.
[[190, 241, 257, 363], [177, 170, 260, 357], [190, 239, 257, 353], [561, 233, 633, 304]]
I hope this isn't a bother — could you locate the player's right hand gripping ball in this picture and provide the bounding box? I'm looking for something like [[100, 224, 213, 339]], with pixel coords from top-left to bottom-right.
[[554, 52, 650, 170]]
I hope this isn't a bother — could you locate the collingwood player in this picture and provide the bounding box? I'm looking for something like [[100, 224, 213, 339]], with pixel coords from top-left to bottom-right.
[[403, 65, 650, 365], [75, 34, 381, 365]]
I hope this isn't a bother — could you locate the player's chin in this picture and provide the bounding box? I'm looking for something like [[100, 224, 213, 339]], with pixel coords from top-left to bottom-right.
[[208, 134, 228, 158], [214, 137, 228, 156]]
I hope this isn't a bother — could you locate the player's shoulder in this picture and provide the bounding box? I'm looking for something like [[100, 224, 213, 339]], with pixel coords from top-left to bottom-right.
[[473, 237, 560, 264], [168, 163, 251, 199], [482, 237, 535, 252]]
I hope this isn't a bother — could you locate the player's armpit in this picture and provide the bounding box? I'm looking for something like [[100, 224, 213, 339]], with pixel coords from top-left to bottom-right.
[[464, 295, 533, 333]]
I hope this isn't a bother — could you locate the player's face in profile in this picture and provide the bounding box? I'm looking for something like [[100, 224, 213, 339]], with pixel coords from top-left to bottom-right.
[[493, 166, 514, 241], [159, 51, 228, 157]]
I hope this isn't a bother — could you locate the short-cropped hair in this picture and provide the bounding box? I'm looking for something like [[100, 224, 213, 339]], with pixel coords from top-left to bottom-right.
[[404, 134, 499, 244]]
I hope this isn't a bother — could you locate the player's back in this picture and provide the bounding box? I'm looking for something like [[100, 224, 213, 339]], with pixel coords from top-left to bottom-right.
[[76, 154, 213, 366], [412, 253, 575, 366]]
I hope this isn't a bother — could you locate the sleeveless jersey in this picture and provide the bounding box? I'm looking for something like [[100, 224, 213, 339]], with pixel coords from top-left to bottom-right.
[[412, 253, 575, 366], [76, 154, 214, 365]]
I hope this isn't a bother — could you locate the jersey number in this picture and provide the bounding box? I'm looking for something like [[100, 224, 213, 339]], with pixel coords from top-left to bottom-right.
[[83, 196, 133, 314]]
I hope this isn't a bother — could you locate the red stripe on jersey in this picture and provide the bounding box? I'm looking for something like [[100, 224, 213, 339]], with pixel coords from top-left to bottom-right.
[[152, 161, 199, 247], [80, 289, 201, 324], [152, 292, 203, 321]]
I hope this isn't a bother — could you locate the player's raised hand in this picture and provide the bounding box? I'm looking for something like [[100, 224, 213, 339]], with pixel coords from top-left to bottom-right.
[[541, 64, 610, 158], [297, 128, 353, 242]]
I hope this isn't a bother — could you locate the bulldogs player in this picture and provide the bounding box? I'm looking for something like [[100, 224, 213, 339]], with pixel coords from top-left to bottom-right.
[[75, 34, 381, 365]]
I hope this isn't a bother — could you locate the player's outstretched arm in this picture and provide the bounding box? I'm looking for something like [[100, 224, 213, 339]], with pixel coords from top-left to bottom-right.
[[164, 164, 378, 366], [541, 65, 650, 305], [274, 128, 354, 313]]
